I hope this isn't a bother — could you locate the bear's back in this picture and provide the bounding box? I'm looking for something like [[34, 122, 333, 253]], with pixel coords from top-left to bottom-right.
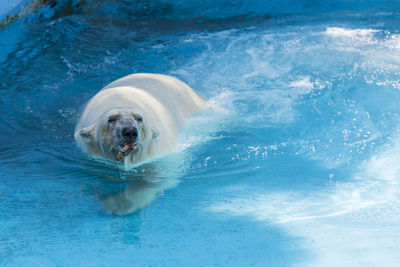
[[103, 73, 204, 122]]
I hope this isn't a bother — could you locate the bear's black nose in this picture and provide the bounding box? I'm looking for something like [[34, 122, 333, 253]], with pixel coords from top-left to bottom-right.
[[121, 126, 138, 140]]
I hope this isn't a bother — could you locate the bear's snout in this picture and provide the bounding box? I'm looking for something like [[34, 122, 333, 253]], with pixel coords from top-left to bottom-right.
[[121, 126, 138, 142]]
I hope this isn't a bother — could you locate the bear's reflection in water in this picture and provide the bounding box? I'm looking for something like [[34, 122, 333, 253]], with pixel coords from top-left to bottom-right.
[[94, 154, 186, 216], [102, 174, 179, 216]]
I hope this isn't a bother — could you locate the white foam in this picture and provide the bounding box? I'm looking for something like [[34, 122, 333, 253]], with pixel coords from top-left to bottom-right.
[[325, 27, 380, 39], [289, 77, 315, 89], [243, 48, 290, 79]]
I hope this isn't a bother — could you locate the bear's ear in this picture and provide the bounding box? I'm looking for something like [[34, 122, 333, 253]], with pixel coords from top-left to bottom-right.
[[79, 125, 95, 142], [151, 127, 159, 140]]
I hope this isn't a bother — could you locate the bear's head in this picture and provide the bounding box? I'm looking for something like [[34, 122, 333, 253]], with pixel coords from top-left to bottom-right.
[[78, 108, 158, 163]]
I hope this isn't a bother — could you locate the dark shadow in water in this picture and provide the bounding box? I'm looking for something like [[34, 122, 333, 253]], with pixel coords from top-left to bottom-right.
[[78, 154, 183, 216]]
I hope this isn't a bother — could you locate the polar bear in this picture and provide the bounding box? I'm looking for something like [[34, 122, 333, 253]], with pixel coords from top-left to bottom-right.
[[75, 73, 205, 169]]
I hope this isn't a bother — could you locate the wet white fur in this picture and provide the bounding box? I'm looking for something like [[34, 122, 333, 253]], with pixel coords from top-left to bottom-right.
[[75, 73, 205, 169]]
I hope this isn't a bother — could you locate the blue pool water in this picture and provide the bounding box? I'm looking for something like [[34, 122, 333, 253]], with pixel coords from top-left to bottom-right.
[[2, 1, 400, 265]]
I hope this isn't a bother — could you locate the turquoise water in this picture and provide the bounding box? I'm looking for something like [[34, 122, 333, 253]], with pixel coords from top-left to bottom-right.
[[2, 1, 400, 266]]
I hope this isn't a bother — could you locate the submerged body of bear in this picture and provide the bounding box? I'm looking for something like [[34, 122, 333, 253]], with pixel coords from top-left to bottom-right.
[[75, 73, 205, 169]]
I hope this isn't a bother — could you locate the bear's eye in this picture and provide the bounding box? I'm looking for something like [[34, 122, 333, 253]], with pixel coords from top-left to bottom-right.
[[134, 114, 143, 123], [108, 114, 120, 123]]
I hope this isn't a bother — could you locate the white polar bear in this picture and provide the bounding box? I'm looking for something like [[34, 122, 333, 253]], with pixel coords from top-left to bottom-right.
[[75, 73, 205, 169]]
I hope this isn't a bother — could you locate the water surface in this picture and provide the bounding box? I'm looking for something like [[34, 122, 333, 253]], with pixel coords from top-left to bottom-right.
[[1, 1, 400, 266]]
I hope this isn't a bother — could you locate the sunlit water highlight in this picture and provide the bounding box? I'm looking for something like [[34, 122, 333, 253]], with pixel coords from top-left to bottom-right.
[[1, 1, 400, 266]]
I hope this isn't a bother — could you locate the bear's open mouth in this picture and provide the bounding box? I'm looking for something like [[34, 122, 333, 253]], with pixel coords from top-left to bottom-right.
[[116, 142, 136, 161]]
